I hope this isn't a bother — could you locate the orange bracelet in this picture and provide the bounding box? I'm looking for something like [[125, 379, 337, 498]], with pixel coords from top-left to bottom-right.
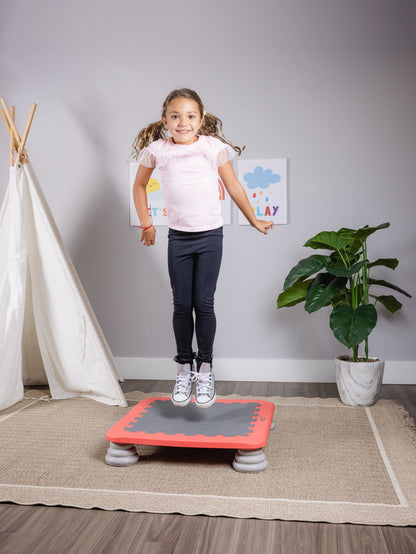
[[141, 224, 153, 231]]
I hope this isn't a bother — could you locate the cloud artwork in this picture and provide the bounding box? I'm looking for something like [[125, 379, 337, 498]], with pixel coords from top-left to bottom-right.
[[238, 159, 288, 225], [244, 166, 281, 189]]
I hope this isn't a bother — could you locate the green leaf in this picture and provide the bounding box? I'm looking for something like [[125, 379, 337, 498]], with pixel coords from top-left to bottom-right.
[[337, 223, 390, 254], [331, 293, 350, 307], [304, 231, 349, 252], [336, 228, 363, 254], [327, 260, 366, 277], [283, 255, 331, 290], [305, 274, 348, 313], [352, 223, 390, 242], [329, 250, 360, 269], [371, 294, 403, 313], [368, 278, 412, 298], [305, 224, 391, 254], [367, 258, 399, 270], [330, 304, 377, 349], [337, 227, 355, 236], [277, 279, 313, 308]]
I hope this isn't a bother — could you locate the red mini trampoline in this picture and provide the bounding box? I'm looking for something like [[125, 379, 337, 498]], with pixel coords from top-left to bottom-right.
[[106, 396, 275, 472]]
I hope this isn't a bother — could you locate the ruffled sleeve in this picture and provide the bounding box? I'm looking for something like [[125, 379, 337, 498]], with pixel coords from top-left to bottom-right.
[[216, 142, 237, 167], [137, 147, 156, 168]]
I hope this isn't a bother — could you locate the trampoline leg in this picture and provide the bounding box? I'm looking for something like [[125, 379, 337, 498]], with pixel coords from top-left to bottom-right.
[[232, 448, 267, 473], [105, 442, 139, 466]]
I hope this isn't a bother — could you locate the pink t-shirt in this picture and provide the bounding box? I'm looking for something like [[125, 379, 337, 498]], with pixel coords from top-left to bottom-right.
[[137, 135, 236, 232]]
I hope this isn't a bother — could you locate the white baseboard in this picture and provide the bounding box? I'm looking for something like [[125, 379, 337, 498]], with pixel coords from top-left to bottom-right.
[[115, 357, 416, 384]]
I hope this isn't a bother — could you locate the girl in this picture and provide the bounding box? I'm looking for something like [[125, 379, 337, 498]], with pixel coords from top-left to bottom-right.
[[132, 88, 273, 409]]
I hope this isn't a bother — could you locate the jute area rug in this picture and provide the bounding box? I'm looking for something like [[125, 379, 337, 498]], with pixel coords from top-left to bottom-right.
[[1, 390, 416, 525]]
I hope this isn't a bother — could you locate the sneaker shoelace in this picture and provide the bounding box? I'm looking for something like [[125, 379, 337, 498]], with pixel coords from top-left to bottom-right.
[[174, 371, 197, 394], [197, 372, 214, 395]]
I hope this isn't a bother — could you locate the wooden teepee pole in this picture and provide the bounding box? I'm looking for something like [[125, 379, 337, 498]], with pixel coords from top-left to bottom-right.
[[10, 106, 15, 167], [17, 103, 36, 163], [0, 98, 36, 165], [0, 98, 22, 152]]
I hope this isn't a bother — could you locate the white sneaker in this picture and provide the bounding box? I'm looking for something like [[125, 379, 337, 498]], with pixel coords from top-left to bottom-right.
[[171, 364, 196, 407], [195, 363, 216, 409]]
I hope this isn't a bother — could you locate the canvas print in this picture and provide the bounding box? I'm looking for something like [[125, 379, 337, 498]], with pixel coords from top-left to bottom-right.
[[237, 159, 288, 225], [129, 162, 231, 226]]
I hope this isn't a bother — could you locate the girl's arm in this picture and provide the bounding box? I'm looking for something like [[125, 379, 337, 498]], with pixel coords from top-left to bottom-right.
[[218, 162, 274, 234], [133, 164, 156, 246]]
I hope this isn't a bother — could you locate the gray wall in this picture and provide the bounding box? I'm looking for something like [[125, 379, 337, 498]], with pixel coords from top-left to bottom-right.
[[1, 0, 415, 365]]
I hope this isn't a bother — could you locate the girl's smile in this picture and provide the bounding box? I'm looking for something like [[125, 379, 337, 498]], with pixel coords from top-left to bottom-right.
[[162, 97, 204, 145]]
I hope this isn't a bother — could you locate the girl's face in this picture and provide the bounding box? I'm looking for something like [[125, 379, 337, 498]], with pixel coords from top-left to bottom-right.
[[162, 97, 204, 145]]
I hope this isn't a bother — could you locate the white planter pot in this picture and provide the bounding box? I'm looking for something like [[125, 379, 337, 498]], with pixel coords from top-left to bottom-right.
[[336, 357, 385, 407]]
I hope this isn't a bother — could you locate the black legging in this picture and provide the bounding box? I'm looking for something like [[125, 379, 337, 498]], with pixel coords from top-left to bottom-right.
[[168, 227, 223, 369]]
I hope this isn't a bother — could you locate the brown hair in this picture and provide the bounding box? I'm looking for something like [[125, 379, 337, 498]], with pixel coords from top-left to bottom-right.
[[132, 88, 244, 159]]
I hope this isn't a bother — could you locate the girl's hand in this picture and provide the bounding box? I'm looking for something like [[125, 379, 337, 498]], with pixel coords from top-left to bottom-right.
[[140, 226, 156, 246], [253, 220, 274, 235]]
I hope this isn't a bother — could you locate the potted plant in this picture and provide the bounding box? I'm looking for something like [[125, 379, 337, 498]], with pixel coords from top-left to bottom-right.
[[277, 223, 411, 406]]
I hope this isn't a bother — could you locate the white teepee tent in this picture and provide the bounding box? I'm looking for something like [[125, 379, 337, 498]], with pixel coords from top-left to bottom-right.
[[0, 99, 127, 410]]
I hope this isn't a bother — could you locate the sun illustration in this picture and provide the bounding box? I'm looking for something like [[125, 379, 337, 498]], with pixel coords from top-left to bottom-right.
[[146, 178, 160, 194]]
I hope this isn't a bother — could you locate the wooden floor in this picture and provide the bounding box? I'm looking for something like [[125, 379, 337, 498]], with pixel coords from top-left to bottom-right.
[[1, 381, 416, 554]]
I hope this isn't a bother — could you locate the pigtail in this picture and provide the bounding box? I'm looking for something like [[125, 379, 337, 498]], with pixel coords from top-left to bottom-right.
[[132, 120, 167, 159], [132, 89, 245, 159], [199, 113, 245, 156]]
